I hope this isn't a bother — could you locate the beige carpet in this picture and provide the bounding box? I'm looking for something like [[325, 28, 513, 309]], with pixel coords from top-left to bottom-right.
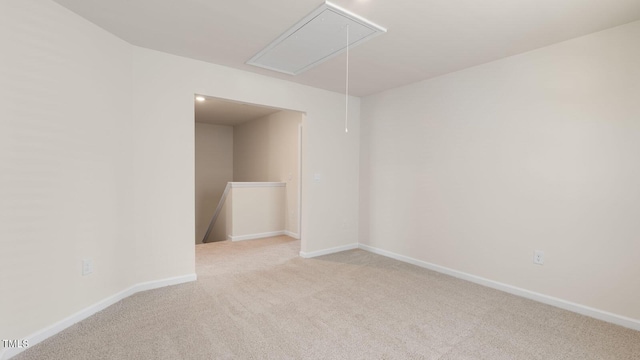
[[13, 236, 640, 359]]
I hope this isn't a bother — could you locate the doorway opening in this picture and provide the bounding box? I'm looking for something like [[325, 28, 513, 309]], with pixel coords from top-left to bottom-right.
[[194, 95, 303, 249]]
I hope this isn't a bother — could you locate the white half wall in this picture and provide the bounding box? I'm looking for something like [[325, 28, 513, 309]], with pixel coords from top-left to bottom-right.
[[229, 183, 285, 239], [360, 21, 640, 322]]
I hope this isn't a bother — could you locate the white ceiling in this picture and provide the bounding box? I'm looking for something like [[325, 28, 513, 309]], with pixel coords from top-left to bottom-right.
[[195, 96, 281, 126], [53, 0, 640, 96]]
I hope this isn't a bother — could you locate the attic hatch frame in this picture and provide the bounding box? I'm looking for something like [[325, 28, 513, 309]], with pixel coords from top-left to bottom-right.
[[246, 1, 387, 76]]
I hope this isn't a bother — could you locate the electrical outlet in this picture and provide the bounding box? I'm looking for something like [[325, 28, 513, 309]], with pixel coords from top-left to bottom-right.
[[533, 250, 544, 265], [82, 259, 94, 276]]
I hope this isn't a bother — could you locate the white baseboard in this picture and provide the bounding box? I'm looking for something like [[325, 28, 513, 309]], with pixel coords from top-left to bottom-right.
[[284, 231, 300, 239], [358, 243, 640, 332], [228, 230, 286, 242], [1, 274, 197, 360], [300, 243, 358, 258]]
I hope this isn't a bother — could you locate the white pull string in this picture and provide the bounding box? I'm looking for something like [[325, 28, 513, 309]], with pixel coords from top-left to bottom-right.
[[345, 24, 350, 134]]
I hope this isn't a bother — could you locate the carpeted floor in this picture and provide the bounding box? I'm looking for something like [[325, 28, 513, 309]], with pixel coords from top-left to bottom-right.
[[13, 236, 640, 359]]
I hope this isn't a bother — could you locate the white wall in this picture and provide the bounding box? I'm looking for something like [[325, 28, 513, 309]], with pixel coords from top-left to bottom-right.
[[234, 111, 302, 235], [229, 184, 286, 239], [132, 47, 360, 261], [1, 0, 361, 350], [0, 0, 134, 342], [360, 21, 640, 322], [195, 123, 233, 243]]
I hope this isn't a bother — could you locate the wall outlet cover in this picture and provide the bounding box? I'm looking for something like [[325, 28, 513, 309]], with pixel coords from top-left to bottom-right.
[[82, 259, 94, 276]]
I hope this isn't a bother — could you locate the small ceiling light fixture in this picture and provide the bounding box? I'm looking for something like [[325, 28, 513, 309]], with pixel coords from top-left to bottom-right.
[[246, 1, 386, 75], [195, 96, 206, 102]]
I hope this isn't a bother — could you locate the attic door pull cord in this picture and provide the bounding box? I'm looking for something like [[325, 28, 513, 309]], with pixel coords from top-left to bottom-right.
[[345, 24, 349, 134]]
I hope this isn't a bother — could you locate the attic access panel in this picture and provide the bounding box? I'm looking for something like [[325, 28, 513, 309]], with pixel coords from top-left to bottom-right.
[[246, 1, 386, 75]]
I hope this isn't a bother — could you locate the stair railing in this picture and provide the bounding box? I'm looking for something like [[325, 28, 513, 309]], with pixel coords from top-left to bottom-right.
[[202, 182, 231, 243]]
